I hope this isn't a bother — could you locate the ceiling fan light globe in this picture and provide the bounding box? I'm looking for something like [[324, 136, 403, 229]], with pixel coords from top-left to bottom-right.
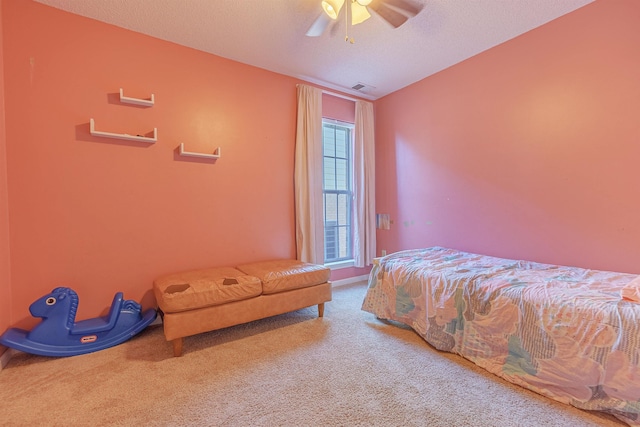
[[356, 0, 373, 5], [321, 0, 345, 20], [351, 2, 371, 25]]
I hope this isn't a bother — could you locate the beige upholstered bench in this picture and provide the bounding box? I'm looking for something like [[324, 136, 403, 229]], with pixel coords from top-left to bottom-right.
[[153, 260, 331, 356]]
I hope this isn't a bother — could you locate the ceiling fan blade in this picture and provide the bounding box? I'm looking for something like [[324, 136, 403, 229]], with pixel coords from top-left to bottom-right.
[[368, 2, 409, 28], [384, 0, 423, 17], [306, 13, 332, 37]]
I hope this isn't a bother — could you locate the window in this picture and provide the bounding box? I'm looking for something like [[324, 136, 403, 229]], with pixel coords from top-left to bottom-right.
[[322, 120, 354, 263]]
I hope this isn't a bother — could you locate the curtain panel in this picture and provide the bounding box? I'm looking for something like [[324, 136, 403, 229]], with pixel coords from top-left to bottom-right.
[[353, 100, 376, 267], [294, 85, 324, 264]]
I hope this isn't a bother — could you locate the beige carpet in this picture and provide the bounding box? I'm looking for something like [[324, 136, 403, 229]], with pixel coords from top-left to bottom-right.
[[0, 283, 626, 427]]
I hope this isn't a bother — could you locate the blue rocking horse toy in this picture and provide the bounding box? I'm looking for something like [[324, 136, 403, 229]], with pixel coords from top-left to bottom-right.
[[0, 287, 156, 357]]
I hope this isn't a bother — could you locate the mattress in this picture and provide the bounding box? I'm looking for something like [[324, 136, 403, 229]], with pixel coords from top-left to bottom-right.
[[361, 246, 640, 425]]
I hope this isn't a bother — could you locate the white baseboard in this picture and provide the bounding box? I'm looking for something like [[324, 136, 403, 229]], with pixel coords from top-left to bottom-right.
[[332, 274, 369, 288]]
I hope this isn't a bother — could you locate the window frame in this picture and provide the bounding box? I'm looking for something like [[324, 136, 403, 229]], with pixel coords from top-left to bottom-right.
[[322, 118, 355, 268]]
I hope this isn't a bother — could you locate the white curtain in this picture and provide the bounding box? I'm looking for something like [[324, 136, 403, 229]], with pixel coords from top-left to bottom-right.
[[353, 100, 376, 267], [294, 85, 324, 264]]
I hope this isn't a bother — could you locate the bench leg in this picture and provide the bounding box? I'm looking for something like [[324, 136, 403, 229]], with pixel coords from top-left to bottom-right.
[[172, 338, 183, 357], [318, 303, 325, 318]]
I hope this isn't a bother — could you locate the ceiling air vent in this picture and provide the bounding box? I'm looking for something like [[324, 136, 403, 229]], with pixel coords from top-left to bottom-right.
[[351, 82, 376, 93]]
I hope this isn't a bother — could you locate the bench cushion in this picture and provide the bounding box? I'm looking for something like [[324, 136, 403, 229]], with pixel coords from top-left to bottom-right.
[[236, 259, 330, 295], [154, 267, 262, 313]]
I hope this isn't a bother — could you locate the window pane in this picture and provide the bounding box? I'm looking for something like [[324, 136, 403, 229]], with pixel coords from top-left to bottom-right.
[[336, 158, 348, 190], [324, 193, 337, 222], [323, 158, 336, 190], [322, 120, 353, 263], [337, 194, 349, 225], [325, 222, 338, 260], [338, 226, 350, 258], [323, 127, 335, 157], [336, 131, 347, 158]]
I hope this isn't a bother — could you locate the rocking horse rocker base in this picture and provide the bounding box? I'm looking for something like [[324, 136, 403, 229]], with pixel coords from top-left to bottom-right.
[[0, 287, 157, 357]]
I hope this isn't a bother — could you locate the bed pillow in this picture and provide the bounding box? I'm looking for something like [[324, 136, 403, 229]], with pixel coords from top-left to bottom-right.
[[621, 276, 640, 302]]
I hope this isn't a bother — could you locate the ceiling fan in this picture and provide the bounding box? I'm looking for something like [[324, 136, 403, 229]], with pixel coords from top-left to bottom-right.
[[306, 0, 423, 37]]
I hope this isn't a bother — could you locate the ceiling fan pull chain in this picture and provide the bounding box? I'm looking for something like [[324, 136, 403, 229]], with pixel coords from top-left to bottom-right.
[[345, 0, 355, 44]]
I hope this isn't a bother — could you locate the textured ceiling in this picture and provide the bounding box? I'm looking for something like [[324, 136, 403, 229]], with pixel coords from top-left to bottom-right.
[[34, 0, 594, 100]]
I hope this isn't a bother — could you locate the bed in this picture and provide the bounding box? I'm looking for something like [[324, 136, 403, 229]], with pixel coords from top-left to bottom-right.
[[361, 247, 640, 425]]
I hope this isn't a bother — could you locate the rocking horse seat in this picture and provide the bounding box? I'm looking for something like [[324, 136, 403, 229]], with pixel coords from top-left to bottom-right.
[[71, 292, 124, 335]]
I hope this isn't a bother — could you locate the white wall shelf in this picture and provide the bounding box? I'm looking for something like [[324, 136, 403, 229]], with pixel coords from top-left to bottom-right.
[[119, 88, 155, 106], [90, 118, 157, 143], [178, 143, 220, 159]]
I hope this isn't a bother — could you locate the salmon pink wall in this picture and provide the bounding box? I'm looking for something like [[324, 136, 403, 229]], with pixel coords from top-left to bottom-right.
[[376, 0, 640, 273], [323, 94, 355, 123], [1, 1, 359, 328], [0, 0, 12, 350]]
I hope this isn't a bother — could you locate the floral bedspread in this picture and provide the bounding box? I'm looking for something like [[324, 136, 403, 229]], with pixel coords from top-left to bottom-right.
[[361, 247, 640, 425]]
